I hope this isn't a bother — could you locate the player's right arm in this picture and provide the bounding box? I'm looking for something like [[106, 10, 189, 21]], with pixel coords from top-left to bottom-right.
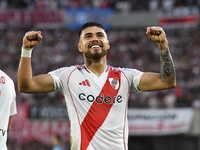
[[18, 31, 54, 93]]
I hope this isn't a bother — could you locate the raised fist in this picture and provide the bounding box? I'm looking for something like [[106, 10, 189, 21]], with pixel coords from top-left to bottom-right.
[[22, 31, 42, 49]]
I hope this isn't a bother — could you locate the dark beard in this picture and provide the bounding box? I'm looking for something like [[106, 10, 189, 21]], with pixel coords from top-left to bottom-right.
[[84, 49, 107, 60]]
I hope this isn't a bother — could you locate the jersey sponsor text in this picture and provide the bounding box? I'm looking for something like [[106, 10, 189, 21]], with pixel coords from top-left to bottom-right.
[[0, 76, 5, 84], [79, 93, 122, 104], [0, 129, 6, 136]]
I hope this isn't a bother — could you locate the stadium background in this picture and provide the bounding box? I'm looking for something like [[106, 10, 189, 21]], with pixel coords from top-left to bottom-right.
[[1, 0, 200, 149]]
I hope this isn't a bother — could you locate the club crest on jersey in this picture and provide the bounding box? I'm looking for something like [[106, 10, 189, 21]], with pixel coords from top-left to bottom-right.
[[108, 77, 119, 90]]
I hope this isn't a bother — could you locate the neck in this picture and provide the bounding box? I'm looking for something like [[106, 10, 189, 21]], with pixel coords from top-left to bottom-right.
[[84, 56, 107, 77]]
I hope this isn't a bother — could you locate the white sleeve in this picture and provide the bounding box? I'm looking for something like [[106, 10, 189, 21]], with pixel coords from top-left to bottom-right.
[[122, 68, 144, 92], [48, 66, 75, 94], [48, 68, 65, 93], [9, 79, 17, 116], [10, 96, 17, 116]]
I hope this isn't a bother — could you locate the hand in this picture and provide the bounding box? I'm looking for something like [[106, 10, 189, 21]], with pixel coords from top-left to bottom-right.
[[146, 26, 167, 44], [22, 31, 42, 49]]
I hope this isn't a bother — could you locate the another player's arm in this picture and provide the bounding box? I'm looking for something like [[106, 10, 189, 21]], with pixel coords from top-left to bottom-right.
[[138, 26, 176, 91], [7, 116, 13, 131], [18, 31, 54, 93]]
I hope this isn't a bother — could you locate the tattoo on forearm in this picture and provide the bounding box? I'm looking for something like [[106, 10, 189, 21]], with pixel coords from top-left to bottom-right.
[[159, 46, 176, 83]]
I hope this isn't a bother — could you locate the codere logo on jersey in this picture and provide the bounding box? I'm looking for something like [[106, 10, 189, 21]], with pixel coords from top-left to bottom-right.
[[108, 77, 119, 90], [79, 93, 122, 104]]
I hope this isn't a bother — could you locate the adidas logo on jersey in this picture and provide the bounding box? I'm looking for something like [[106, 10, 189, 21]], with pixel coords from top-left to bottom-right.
[[79, 79, 91, 87]]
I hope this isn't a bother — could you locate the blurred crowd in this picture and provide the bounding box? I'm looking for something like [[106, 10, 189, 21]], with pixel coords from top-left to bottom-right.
[[0, 0, 199, 11], [1, 25, 200, 109]]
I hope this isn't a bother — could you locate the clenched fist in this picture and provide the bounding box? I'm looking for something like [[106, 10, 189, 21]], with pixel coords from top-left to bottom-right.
[[146, 26, 167, 44], [22, 31, 42, 49]]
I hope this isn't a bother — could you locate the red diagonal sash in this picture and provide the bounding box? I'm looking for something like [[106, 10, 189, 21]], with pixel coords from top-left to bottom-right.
[[80, 68, 121, 150]]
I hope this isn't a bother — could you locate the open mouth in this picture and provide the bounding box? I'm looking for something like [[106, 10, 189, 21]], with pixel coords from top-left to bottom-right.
[[89, 42, 102, 49], [91, 45, 101, 48]]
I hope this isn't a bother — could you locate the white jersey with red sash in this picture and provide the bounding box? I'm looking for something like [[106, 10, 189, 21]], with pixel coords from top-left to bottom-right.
[[49, 65, 143, 150], [0, 70, 17, 150]]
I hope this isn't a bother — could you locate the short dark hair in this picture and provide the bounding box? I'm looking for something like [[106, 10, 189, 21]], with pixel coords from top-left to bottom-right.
[[78, 22, 106, 37]]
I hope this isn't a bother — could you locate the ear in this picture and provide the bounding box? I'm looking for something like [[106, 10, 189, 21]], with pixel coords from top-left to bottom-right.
[[78, 43, 83, 52]]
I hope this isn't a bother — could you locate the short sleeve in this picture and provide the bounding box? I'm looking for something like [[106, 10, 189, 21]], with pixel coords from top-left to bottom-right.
[[48, 68, 65, 93], [48, 66, 76, 94], [121, 68, 144, 92], [10, 94, 17, 116]]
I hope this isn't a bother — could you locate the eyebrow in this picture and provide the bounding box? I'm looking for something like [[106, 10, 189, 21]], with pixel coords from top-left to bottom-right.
[[96, 32, 104, 35], [83, 33, 92, 37], [83, 32, 105, 37]]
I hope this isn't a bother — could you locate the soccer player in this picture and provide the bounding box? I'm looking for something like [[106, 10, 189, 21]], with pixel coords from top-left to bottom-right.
[[18, 22, 176, 150], [0, 70, 17, 150]]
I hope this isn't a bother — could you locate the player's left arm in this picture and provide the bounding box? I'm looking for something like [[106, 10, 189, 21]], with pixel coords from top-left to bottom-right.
[[138, 26, 176, 91]]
